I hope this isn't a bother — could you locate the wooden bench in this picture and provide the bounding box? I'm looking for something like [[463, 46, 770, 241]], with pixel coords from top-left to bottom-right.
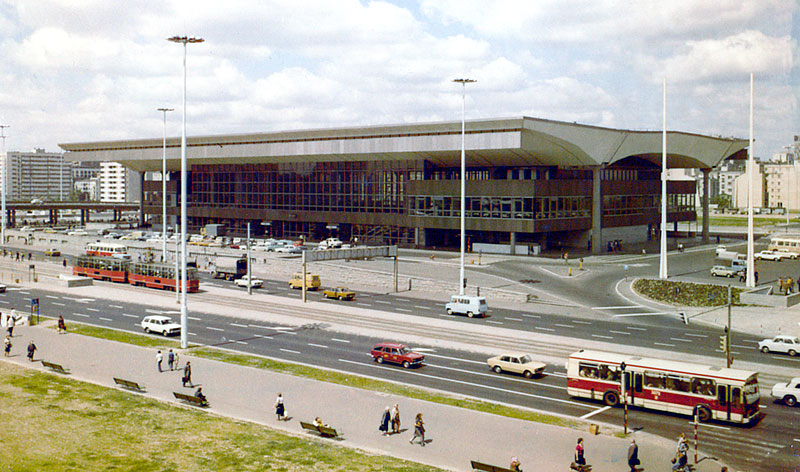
[[300, 421, 339, 438], [173, 391, 209, 408], [470, 461, 515, 472], [41, 361, 68, 374], [113, 377, 144, 391]]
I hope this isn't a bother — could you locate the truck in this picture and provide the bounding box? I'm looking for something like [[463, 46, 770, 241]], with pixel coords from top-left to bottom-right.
[[204, 224, 227, 238], [210, 257, 247, 280]]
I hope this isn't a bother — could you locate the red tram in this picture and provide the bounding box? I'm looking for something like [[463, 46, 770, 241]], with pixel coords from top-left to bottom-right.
[[73, 256, 199, 293]]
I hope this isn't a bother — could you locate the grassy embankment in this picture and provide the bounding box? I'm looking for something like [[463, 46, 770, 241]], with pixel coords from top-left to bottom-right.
[[633, 279, 744, 307]]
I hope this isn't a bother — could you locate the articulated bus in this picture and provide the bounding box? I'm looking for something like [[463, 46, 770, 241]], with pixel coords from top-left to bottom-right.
[[85, 242, 130, 259], [73, 256, 199, 293], [566, 350, 760, 424], [767, 235, 800, 257]]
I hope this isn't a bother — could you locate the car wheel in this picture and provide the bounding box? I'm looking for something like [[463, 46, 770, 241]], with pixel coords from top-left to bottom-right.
[[761, 346, 770, 353], [162, 330, 168, 336], [523, 370, 533, 379], [785, 395, 798, 407], [694, 405, 712, 422], [402, 361, 411, 369], [467, 311, 474, 318], [492, 366, 502, 374], [376, 357, 384, 364], [790, 349, 797, 357], [603, 390, 619, 407], [144, 328, 150, 334], [446, 308, 453, 315], [338, 296, 344, 301]]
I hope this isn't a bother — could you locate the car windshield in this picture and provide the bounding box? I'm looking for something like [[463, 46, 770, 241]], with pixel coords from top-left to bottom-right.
[[520, 355, 532, 363], [398, 347, 409, 355]]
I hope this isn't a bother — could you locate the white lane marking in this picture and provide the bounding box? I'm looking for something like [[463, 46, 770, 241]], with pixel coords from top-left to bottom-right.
[[535, 327, 555, 332], [396, 308, 413, 312], [337, 359, 591, 408], [438, 314, 451, 317], [99, 317, 112, 321], [685, 333, 708, 338], [188, 332, 197, 336], [521, 314, 541, 319], [627, 326, 647, 331], [613, 312, 671, 317], [654, 342, 676, 347], [189, 316, 202, 321], [773, 356, 800, 362], [45, 295, 60, 299], [505, 317, 523, 321], [731, 344, 754, 349], [207, 326, 224, 332], [230, 323, 248, 328], [145, 309, 164, 314], [307, 343, 329, 349], [73, 313, 90, 318], [414, 305, 431, 310], [0, 301, 8, 304], [234, 340, 248, 345], [86, 308, 100, 312], [670, 338, 692, 343], [609, 330, 630, 335], [280, 348, 301, 354], [356, 303, 371, 307], [580, 406, 611, 419], [52, 302, 65, 307], [427, 363, 564, 390], [423, 353, 485, 365], [572, 320, 592, 325], [486, 320, 504, 325], [395, 298, 411, 302], [331, 338, 351, 343], [689, 422, 730, 430], [109, 304, 123, 309], [122, 314, 138, 318], [555, 324, 573, 328], [374, 300, 392, 304], [268, 327, 294, 331], [591, 335, 613, 339], [593, 306, 640, 310]]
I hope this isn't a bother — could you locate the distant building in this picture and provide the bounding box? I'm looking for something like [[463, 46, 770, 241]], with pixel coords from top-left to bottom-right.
[[99, 162, 140, 203], [5, 148, 71, 202]]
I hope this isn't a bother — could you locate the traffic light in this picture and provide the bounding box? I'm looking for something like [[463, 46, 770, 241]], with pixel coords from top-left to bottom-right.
[[678, 312, 688, 325], [719, 334, 728, 353]]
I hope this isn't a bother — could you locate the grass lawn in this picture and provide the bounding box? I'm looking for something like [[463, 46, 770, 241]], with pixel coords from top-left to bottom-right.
[[633, 279, 743, 307], [0, 362, 440, 471], [708, 216, 796, 227]]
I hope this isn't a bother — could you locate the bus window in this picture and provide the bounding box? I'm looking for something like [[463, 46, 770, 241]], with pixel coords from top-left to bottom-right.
[[718, 385, 728, 406], [731, 387, 742, 408], [634, 373, 643, 393], [578, 362, 599, 379], [666, 374, 691, 393], [691, 378, 716, 396], [598, 364, 619, 381], [644, 371, 663, 389]]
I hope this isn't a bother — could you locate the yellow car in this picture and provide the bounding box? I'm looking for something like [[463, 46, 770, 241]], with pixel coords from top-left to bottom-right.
[[44, 249, 61, 257], [487, 353, 546, 379], [289, 272, 321, 290], [322, 287, 356, 301]]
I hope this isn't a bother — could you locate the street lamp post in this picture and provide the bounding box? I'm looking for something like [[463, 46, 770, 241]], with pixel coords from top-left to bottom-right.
[[158, 107, 174, 261], [0, 125, 7, 251], [453, 78, 475, 296], [168, 35, 204, 349]]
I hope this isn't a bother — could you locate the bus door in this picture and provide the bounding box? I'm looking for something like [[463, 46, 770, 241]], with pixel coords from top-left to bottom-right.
[[718, 385, 731, 421], [623, 371, 642, 404], [633, 372, 643, 405]]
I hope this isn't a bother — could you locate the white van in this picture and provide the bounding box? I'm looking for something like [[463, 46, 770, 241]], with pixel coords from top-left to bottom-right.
[[445, 295, 488, 318]]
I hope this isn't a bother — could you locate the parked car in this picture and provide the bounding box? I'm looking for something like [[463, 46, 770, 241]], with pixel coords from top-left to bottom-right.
[[370, 342, 424, 368], [140, 315, 181, 336], [755, 250, 785, 261], [44, 249, 61, 257], [103, 232, 120, 239], [0, 283, 6, 293], [275, 245, 302, 254], [234, 275, 263, 288], [771, 377, 800, 406], [67, 229, 88, 236], [318, 237, 343, 249], [709, 265, 742, 278], [322, 287, 356, 301], [487, 353, 546, 379], [289, 272, 321, 290], [758, 335, 800, 356]]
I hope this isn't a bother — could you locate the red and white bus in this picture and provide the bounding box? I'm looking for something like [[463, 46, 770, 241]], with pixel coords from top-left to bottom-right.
[[85, 242, 129, 259], [567, 350, 760, 424]]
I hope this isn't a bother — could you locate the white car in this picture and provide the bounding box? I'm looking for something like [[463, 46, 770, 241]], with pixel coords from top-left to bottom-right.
[[275, 245, 301, 254], [772, 377, 800, 406], [710, 265, 742, 278], [487, 353, 546, 379], [67, 229, 88, 236], [758, 335, 800, 356], [141, 315, 181, 336], [234, 275, 263, 288], [755, 250, 785, 261]]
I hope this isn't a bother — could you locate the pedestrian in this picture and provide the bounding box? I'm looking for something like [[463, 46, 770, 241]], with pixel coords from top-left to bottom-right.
[[194, 387, 207, 405], [627, 438, 640, 471], [509, 456, 522, 471], [4, 335, 11, 357], [62, 258, 67, 268], [779, 277, 785, 294], [672, 434, 688, 471], [8, 309, 18, 337], [182, 361, 191, 386], [156, 350, 163, 372], [274, 392, 286, 421], [574, 437, 586, 466], [173, 350, 179, 369], [789, 277, 794, 294], [409, 413, 425, 446], [379, 406, 390, 435], [755, 271, 759, 285], [26, 341, 36, 362], [167, 349, 174, 371], [390, 403, 401, 434], [57, 315, 67, 334]]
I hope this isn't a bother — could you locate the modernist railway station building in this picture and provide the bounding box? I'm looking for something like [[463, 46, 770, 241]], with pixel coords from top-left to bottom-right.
[[60, 117, 748, 255]]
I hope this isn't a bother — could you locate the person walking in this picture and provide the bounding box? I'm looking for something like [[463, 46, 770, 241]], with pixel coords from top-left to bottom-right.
[[4, 335, 11, 357], [26, 341, 36, 362], [274, 393, 286, 421], [627, 438, 640, 471], [173, 350, 180, 370], [509, 456, 522, 471], [182, 361, 192, 387], [574, 437, 586, 467], [7, 309, 17, 337], [672, 434, 688, 471], [156, 350, 163, 373], [390, 403, 401, 434], [167, 349, 175, 371], [57, 316, 67, 334], [379, 406, 390, 435], [409, 413, 425, 446]]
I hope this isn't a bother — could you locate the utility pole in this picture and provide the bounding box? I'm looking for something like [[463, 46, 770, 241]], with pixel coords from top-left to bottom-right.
[[719, 285, 733, 368]]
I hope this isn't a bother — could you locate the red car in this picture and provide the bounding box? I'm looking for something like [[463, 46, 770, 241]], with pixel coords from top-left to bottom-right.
[[370, 342, 424, 369]]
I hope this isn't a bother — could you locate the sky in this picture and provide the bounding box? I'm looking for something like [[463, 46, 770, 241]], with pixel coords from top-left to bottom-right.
[[0, 0, 797, 161]]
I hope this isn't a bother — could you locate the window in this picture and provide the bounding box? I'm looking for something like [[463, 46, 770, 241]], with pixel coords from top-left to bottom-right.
[[578, 362, 599, 379]]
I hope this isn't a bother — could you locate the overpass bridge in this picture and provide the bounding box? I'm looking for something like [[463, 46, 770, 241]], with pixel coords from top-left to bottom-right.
[[4, 202, 140, 227]]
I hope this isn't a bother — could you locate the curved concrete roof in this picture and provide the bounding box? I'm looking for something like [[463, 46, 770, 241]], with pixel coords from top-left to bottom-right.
[[60, 116, 747, 173]]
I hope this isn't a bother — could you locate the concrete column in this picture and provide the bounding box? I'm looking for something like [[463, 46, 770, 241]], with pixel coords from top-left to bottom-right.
[[702, 169, 710, 243], [591, 166, 603, 254], [509, 231, 516, 255], [138, 172, 145, 228]]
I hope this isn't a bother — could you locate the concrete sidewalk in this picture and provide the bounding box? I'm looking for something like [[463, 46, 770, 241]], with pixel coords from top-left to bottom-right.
[[4, 322, 726, 472]]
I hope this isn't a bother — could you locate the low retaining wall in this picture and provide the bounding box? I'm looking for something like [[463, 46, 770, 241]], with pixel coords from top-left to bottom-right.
[[739, 286, 800, 307]]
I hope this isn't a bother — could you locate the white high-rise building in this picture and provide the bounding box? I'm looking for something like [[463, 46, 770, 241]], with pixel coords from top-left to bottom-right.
[[99, 162, 139, 203], [5, 149, 71, 201]]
